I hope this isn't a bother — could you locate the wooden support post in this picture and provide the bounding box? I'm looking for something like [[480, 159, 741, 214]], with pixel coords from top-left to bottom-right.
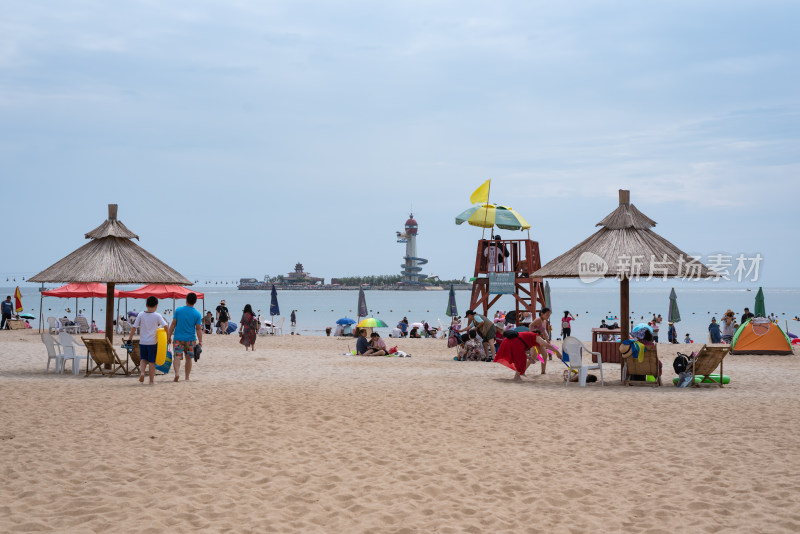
[[105, 282, 115, 343], [620, 275, 629, 340]]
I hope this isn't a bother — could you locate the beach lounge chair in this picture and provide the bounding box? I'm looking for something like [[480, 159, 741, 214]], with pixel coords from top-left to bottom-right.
[[689, 344, 729, 388], [57, 332, 88, 375], [562, 337, 604, 387], [127, 339, 141, 375], [81, 337, 129, 377], [75, 316, 90, 334], [622, 343, 662, 387], [42, 333, 70, 373]]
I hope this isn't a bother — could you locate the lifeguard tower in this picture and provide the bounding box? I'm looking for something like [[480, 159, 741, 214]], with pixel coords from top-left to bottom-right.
[[456, 185, 547, 323]]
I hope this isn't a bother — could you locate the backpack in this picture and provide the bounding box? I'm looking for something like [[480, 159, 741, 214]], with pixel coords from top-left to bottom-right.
[[673, 352, 690, 374]]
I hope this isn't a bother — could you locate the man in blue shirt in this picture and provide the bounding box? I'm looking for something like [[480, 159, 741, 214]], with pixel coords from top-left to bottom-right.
[[168, 292, 203, 382], [1, 296, 13, 329]]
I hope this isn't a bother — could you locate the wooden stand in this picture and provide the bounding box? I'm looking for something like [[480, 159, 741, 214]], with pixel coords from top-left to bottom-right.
[[468, 238, 546, 322], [591, 328, 621, 363]]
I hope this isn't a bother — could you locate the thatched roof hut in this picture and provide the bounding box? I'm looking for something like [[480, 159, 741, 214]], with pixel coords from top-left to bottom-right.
[[532, 190, 716, 340], [30, 204, 191, 341]]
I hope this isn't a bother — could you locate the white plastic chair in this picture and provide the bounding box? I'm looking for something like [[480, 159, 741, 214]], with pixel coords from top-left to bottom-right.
[[42, 333, 71, 374], [46, 316, 59, 334], [274, 317, 285, 336], [58, 332, 87, 375], [562, 336, 604, 387]]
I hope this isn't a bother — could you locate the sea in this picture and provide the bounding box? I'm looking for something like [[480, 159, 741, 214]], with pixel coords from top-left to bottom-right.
[[9, 285, 800, 342]]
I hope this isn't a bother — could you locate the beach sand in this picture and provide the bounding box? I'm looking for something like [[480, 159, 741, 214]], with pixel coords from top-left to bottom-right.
[[1, 330, 799, 533]]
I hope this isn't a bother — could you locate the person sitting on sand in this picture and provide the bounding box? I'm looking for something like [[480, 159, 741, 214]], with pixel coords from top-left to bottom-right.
[[355, 328, 369, 355], [464, 309, 497, 362], [409, 326, 421, 338], [363, 332, 388, 356], [462, 330, 485, 361], [494, 329, 561, 380]]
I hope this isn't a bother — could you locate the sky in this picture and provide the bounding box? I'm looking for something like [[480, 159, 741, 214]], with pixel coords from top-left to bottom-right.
[[1, 1, 798, 288]]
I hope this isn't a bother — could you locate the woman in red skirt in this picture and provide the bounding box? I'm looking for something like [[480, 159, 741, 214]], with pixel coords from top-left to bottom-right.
[[494, 329, 561, 380]]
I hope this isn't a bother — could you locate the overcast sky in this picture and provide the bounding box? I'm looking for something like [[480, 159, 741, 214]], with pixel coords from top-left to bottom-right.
[[1, 1, 797, 287]]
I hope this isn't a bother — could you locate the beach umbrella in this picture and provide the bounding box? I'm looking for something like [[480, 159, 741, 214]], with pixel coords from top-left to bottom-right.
[[19, 313, 35, 320], [357, 288, 368, 321], [446, 284, 458, 317], [455, 203, 531, 231], [544, 281, 552, 309], [410, 322, 424, 328], [269, 285, 280, 333], [532, 190, 716, 342], [13, 286, 23, 313], [357, 317, 388, 328], [754, 287, 766, 317], [633, 323, 653, 332], [668, 288, 681, 323], [29, 204, 191, 343], [40, 282, 121, 331], [336, 317, 356, 325]]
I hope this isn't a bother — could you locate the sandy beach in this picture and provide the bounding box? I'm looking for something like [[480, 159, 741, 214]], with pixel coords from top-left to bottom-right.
[[1, 330, 799, 533]]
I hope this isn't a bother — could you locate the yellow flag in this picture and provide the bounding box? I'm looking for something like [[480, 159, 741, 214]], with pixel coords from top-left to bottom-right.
[[469, 179, 491, 204]]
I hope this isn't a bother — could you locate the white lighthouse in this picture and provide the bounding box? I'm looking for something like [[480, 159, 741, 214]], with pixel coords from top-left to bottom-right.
[[396, 213, 428, 286]]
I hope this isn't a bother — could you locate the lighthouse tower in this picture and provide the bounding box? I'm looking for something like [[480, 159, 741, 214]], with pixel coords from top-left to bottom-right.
[[396, 213, 428, 286]]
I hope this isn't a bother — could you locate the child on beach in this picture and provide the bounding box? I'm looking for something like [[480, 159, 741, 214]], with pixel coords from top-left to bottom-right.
[[464, 330, 486, 361], [128, 296, 168, 385], [684, 333, 692, 343]]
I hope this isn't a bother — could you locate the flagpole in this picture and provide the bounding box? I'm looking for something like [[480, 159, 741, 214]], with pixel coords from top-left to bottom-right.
[[480, 180, 492, 239]]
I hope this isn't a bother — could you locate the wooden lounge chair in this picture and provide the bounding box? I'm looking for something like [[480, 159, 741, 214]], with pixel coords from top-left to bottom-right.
[[81, 337, 129, 377], [689, 344, 729, 388], [126, 339, 141, 375], [621, 342, 661, 387]]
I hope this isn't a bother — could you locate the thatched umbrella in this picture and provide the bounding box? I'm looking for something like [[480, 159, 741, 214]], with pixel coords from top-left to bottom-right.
[[532, 190, 716, 341], [29, 204, 191, 342]]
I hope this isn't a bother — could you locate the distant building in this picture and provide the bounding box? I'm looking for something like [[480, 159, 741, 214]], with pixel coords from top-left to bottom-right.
[[284, 262, 324, 285], [396, 213, 428, 285]]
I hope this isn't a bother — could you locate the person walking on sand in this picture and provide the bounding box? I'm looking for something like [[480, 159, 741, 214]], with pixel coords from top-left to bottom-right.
[[560, 311, 574, 340], [290, 310, 297, 327], [127, 296, 168, 385], [530, 307, 553, 372], [168, 292, 203, 382], [216, 299, 230, 334], [239, 304, 258, 351], [708, 317, 722, 343]]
